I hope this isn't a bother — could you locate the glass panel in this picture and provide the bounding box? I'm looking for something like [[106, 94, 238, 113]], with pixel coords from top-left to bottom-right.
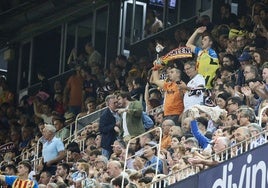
[[148, 0, 178, 28], [0, 49, 8, 73], [166, 0, 178, 26], [32, 27, 61, 85], [179, 0, 196, 21], [65, 14, 93, 70], [201, 0, 212, 11], [144, 5, 164, 38], [20, 43, 30, 89], [124, 1, 146, 49], [95, 6, 108, 60], [133, 3, 145, 42]]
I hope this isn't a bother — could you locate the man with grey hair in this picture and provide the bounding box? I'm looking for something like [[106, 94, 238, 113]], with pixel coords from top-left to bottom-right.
[[99, 94, 120, 159], [41, 124, 66, 175], [107, 160, 123, 178], [188, 136, 230, 167], [177, 60, 205, 111], [234, 126, 251, 155], [248, 123, 266, 149]]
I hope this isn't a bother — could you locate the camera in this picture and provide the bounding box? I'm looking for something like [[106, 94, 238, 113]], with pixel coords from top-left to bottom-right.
[[188, 88, 205, 96], [96, 82, 116, 94]]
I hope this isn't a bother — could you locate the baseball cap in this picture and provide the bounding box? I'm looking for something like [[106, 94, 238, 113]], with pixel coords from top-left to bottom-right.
[[238, 51, 252, 62]]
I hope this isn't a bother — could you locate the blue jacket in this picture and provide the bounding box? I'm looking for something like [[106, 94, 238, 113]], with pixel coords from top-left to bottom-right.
[[190, 120, 211, 149], [99, 108, 117, 152]]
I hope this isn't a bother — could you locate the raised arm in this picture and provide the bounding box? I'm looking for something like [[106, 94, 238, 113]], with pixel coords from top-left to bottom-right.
[[191, 120, 211, 149], [186, 26, 207, 52], [33, 100, 42, 118], [151, 68, 165, 89]]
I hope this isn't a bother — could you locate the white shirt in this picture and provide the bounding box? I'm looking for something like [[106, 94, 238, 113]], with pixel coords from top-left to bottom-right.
[[183, 74, 205, 111], [122, 106, 130, 137]]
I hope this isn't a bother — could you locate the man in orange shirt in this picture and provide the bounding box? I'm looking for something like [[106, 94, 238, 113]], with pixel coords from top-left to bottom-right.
[[63, 65, 83, 115], [151, 66, 184, 125]]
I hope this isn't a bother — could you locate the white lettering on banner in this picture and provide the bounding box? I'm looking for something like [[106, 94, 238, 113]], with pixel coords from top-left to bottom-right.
[[212, 154, 267, 188]]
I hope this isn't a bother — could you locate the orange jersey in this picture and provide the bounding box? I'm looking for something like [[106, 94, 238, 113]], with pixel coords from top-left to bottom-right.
[[163, 82, 184, 116]]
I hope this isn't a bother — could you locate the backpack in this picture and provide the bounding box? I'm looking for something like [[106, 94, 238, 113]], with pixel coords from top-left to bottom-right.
[[142, 111, 154, 130]]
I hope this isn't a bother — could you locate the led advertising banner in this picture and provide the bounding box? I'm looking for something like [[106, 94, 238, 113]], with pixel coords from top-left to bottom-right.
[[168, 144, 268, 188], [199, 144, 268, 188]]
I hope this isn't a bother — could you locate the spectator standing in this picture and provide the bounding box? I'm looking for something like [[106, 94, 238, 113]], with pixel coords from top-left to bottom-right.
[[80, 66, 98, 109], [217, 3, 238, 26], [144, 10, 163, 37], [99, 95, 120, 159], [241, 65, 261, 110], [117, 92, 145, 142], [131, 78, 145, 102], [151, 66, 184, 125], [84, 42, 102, 67], [41, 124, 66, 175], [186, 26, 219, 89], [33, 100, 53, 124], [178, 61, 205, 111], [63, 65, 83, 116], [115, 55, 132, 82]]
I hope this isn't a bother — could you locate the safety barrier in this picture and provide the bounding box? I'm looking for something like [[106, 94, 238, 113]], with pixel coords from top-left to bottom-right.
[[145, 106, 268, 188], [122, 127, 163, 187]]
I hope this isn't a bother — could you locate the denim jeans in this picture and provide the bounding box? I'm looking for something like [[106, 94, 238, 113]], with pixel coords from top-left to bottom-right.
[[102, 148, 111, 160]]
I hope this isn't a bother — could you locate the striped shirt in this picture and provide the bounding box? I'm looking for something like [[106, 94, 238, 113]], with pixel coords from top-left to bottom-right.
[[5, 176, 38, 188]]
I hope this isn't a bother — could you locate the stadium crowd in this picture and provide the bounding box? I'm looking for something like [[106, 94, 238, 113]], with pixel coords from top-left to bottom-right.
[[0, 1, 267, 188]]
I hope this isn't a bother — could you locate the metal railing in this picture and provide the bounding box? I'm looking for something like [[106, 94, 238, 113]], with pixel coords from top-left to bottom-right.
[[145, 106, 268, 187], [146, 130, 268, 187], [122, 127, 163, 187], [11, 105, 267, 187], [73, 107, 107, 140], [14, 107, 107, 172]]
